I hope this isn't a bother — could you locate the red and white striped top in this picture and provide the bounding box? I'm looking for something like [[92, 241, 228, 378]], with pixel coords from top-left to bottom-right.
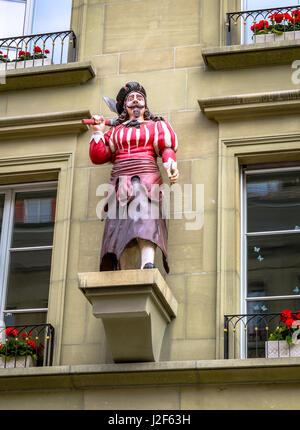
[[90, 120, 178, 165]]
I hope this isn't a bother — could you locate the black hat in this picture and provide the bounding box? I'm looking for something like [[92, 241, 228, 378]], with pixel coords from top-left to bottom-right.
[[116, 82, 147, 115]]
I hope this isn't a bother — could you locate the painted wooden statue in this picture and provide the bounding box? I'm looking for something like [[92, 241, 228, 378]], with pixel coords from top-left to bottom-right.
[[88, 82, 179, 272]]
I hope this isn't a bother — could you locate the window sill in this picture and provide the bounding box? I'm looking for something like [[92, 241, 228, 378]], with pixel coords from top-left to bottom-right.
[[0, 61, 96, 92], [202, 40, 300, 70]]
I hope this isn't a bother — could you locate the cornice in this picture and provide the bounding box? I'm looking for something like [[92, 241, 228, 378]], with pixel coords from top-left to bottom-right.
[[198, 89, 300, 121], [0, 110, 91, 140]]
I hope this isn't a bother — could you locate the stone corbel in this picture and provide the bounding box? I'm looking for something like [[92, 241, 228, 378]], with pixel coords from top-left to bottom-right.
[[78, 269, 178, 363]]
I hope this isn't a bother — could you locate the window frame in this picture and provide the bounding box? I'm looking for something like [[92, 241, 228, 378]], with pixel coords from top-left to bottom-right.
[[0, 181, 57, 328], [216, 130, 300, 359], [0, 0, 34, 37], [240, 165, 300, 357]]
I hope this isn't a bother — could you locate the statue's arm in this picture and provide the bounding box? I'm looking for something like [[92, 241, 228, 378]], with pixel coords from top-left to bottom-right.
[[155, 121, 179, 183], [89, 129, 113, 164]]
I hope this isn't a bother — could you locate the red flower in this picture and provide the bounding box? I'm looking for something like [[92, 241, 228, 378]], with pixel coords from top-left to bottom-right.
[[34, 46, 42, 53], [251, 20, 269, 32], [269, 12, 284, 23], [284, 12, 293, 22], [45, 49, 50, 54], [5, 327, 18, 337], [21, 332, 32, 338], [27, 340, 36, 350], [280, 309, 292, 323], [285, 318, 295, 328], [18, 50, 26, 57], [0, 51, 2, 55]]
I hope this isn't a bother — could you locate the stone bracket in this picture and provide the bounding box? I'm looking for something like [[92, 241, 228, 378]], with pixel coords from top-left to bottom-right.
[[78, 269, 178, 363]]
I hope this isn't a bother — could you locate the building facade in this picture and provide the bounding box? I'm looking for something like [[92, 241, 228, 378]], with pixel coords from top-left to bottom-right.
[[0, 0, 300, 410]]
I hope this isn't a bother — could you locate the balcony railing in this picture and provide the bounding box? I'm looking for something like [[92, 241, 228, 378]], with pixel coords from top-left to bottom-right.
[[0, 30, 76, 70], [0, 324, 54, 368], [224, 313, 297, 359], [226, 5, 300, 46]]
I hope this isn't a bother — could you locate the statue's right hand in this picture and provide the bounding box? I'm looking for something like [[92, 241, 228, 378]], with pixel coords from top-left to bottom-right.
[[90, 115, 105, 132]]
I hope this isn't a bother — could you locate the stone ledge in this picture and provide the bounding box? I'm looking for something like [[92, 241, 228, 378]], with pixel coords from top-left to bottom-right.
[[198, 89, 300, 121], [0, 61, 96, 92], [202, 40, 300, 70], [0, 109, 91, 140], [0, 358, 300, 391]]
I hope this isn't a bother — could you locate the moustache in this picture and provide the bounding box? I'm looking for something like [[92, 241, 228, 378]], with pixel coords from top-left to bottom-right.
[[126, 102, 145, 109]]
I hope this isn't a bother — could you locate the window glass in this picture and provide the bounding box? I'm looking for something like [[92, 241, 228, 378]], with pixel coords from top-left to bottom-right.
[[12, 189, 56, 248], [245, 0, 299, 10], [247, 171, 300, 232], [247, 234, 300, 298], [0, 0, 26, 38], [31, 0, 72, 33], [4, 311, 46, 326], [5, 249, 52, 310]]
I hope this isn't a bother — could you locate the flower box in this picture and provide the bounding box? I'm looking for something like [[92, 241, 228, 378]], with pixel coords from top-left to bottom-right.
[[0, 355, 35, 368], [0, 58, 52, 70], [265, 340, 300, 358], [254, 30, 300, 44]]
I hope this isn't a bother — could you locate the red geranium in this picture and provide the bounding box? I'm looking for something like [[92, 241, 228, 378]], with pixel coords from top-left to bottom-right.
[[5, 327, 18, 337], [269, 12, 284, 23], [45, 49, 50, 54], [27, 340, 36, 350], [34, 46, 42, 53], [285, 318, 295, 328], [280, 309, 292, 323], [251, 20, 269, 32]]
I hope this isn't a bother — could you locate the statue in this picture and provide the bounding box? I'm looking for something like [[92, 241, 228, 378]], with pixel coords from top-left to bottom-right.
[[88, 82, 179, 273]]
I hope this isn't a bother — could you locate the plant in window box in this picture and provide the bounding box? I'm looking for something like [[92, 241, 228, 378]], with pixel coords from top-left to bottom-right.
[[10, 46, 52, 69], [0, 327, 37, 368], [0, 50, 9, 63], [252, 10, 300, 43], [265, 309, 300, 358]]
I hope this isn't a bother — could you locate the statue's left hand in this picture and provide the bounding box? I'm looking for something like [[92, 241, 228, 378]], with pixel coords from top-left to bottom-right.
[[167, 166, 179, 184]]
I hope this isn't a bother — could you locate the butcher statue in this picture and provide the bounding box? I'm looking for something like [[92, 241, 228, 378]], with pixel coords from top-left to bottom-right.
[[88, 82, 179, 273]]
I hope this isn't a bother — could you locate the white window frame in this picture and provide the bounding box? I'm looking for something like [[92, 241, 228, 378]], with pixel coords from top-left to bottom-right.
[[0, 0, 34, 36], [0, 181, 57, 330], [240, 166, 300, 358]]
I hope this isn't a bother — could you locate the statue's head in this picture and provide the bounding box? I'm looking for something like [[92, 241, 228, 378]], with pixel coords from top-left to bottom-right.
[[116, 82, 146, 119], [115, 82, 164, 125]]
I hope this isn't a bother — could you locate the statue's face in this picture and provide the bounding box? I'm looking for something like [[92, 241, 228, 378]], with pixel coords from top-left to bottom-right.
[[125, 91, 146, 119]]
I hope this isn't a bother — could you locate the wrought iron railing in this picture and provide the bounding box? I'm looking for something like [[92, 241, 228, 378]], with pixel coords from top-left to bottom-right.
[[226, 5, 300, 45], [0, 30, 76, 70], [224, 313, 296, 359], [0, 324, 54, 368]]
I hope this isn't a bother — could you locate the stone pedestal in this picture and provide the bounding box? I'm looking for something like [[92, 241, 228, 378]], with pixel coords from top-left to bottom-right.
[[78, 269, 178, 363]]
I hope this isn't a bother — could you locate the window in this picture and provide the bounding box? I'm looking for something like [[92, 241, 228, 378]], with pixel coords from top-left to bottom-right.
[[242, 0, 300, 44], [241, 166, 300, 355], [0, 183, 57, 328], [0, 0, 72, 38]]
